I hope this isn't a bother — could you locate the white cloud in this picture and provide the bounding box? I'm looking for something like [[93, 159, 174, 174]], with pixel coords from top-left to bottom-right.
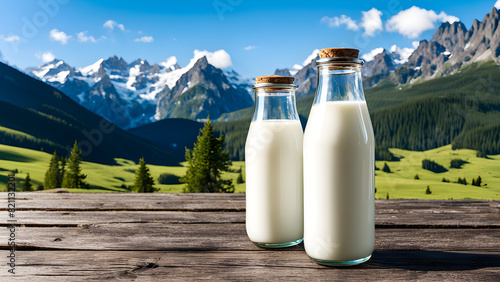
[[412, 41, 420, 49], [134, 36, 154, 43], [160, 56, 178, 69], [0, 35, 20, 42], [192, 49, 232, 69], [35, 51, 55, 63], [321, 15, 359, 31], [103, 20, 125, 31], [360, 8, 383, 36], [302, 49, 319, 66], [77, 31, 97, 43], [390, 45, 415, 64], [439, 13, 460, 24], [496, 0, 500, 9], [244, 45, 255, 50], [386, 6, 460, 38], [49, 29, 71, 44], [361, 47, 384, 62]]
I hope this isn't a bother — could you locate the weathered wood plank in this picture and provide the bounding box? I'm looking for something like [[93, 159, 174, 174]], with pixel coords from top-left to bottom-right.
[[0, 193, 246, 211], [1, 193, 498, 213], [2, 224, 499, 251], [3, 209, 499, 227], [1, 250, 499, 281], [1, 193, 498, 227]]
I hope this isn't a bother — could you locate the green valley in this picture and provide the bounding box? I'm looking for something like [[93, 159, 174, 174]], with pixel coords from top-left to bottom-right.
[[0, 143, 498, 199]]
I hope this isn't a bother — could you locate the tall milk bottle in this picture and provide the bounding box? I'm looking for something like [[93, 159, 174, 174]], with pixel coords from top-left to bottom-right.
[[245, 75, 304, 248], [303, 48, 375, 265]]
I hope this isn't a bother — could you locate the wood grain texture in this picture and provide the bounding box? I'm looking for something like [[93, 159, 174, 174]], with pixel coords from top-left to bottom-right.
[[0, 193, 498, 280], [2, 250, 500, 281]]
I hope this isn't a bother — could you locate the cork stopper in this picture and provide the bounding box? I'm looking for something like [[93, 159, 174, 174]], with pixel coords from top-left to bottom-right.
[[319, 48, 359, 59], [255, 75, 295, 84]]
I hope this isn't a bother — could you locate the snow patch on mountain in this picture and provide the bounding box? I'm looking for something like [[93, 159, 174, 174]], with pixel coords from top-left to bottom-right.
[[32, 60, 64, 78], [79, 58, 103, 76]]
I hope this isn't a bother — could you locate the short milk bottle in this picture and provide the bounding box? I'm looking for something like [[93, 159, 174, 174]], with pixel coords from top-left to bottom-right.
[[245, 75, 303, 248], [303, 48, 375, 265]]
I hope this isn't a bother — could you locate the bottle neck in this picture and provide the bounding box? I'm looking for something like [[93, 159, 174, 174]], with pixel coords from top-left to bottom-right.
[[314, 64, 365, 105], [252, 88, 299, 122]]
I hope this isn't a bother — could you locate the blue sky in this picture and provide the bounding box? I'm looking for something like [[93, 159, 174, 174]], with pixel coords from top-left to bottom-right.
[[0, 0, 499, 77]]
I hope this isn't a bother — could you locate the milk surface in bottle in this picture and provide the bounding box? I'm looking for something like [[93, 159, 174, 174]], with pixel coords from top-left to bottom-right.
[[245, 75, 303, 248], [303, 48, 375, 265]]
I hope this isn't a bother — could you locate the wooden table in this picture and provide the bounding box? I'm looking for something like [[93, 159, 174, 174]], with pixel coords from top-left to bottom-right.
[[1, 193, 499, 281]]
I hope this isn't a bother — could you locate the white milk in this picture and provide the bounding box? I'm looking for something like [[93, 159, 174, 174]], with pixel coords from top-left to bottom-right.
[[245, 119, 304, 245], [303, 101, 375, 262]]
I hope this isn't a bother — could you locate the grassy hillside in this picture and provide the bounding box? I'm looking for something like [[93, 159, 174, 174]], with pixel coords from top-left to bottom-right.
[[0, 62, 177, 165], [375, 145, 500, 200], [0, 144, 246, 193]]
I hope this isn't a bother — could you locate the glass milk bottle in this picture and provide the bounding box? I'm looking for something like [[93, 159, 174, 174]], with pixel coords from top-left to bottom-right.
[[303, 48, 375, 265], [245, 75, 304, 248]]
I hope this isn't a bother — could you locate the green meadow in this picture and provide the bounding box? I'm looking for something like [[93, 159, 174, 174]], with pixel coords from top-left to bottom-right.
[[0, 144, 246, 193], [0, 143, 498, 199], [375, 145, 500, 199]]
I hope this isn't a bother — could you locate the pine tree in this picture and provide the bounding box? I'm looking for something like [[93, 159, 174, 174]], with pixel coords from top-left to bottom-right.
[[181, 117, 234, 193], [425, 186, 432, 194], [414, 174, 419, 180], [23, 173, 33, 191], [44, 151, 61, 189], [62, 141, 88, 188], [236, 172, 244, 184], [476, 176, 482, 186], [382, 163, 391, 173], [133, 158, 158, 193], [59, 156, 66, 186]]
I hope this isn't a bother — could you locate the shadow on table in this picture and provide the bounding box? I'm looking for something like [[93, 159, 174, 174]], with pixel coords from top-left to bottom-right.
[[366, 250, 500, 271]]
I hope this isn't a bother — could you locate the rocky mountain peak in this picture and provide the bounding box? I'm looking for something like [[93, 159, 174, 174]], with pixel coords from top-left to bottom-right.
[[274, 68, 292, 77], [103, 56, 128, 70], [487, 7, 500, 21], [391, 8, 500, 85], [432, 21, 467, 52], [174, 56, 225, 94], [31, 59, 76, 85], [362, 49, 397, 87], [155, 56, 253, 120], [363, 49, 395, 77], [293, 56, 318, 98], [193, 56, 209, 69], [128, 59, 152, 72], [150, 63, 161, 74]]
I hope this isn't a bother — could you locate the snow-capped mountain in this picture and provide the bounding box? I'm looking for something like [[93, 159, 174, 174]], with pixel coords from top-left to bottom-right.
[[30, 55, 253, 129], [392, 8, 500, 84], [155, 56, 254, 120], [272, 7, 500, 94]]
